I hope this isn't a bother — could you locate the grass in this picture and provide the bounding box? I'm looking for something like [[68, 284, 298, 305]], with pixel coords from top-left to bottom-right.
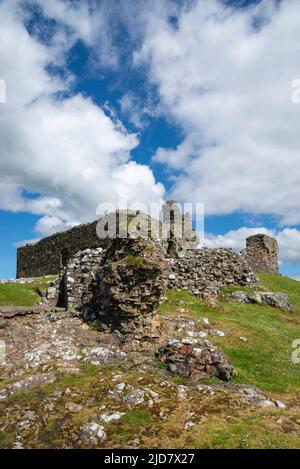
[[107, 410, 153, 446], [190, 411, 300, 449], [1, 273, 300, 448], [125, 254, 146, 267], [1, 356, 300, 449], [159, 274, 300, 394], [0, 275, 57, 307]]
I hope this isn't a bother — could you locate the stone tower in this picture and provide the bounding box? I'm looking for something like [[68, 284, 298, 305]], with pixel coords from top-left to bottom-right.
[[161, 200, 199, 255], [243, 234, 279, 274]]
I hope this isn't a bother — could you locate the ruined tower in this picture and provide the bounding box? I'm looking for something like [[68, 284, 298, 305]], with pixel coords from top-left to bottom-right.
[[243, 234, 279, 274]]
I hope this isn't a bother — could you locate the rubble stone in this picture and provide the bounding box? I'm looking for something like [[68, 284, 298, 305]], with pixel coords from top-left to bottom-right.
[[157, 338, 235, 381]]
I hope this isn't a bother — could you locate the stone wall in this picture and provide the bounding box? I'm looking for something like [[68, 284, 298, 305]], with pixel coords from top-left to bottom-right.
[[44, 241, 258, 336], [58, 247, 106, 311], [45, 238, 168, 336], [17, 205, 200, 278], [242, 234, 279, 274], [17, 221, 103, 278], [168, 248, 257, 296]]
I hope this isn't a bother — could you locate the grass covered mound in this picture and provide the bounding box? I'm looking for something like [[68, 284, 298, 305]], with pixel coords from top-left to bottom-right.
[[0, 276, 57, 307], [159, 274, 300, 394]]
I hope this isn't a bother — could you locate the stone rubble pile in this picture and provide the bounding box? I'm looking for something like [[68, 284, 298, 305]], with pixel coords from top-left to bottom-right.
[[157, 337, 235, 381]]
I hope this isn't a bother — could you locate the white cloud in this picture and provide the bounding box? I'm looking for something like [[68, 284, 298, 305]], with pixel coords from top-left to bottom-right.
[[29, 0, 122, 68], [205, 227, 300, 265], [136, 0, 300, 225], [0, 0, 164, 236], [119, 92, 154, 130]]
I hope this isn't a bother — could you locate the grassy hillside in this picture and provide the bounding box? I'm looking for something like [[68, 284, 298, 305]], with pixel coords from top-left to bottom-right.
[[159, 274, 300, 394], [1, 274, 300, 448], [0, 276, 57, 307]]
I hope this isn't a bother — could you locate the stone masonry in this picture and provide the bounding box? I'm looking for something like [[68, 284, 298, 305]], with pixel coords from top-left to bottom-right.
[[43, 229, 259, 335], [17, 202, 196, 278], [242, 234, 279, 274], [17, 220, 103, 278], [20, 204, 280, 335], [168, 248, 257, 296]]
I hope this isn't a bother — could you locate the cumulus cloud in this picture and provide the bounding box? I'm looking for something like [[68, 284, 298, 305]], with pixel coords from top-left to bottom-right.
[[0, 0, 164, 236], [205, 227, 300, 265], [136, 0, 300, 225]]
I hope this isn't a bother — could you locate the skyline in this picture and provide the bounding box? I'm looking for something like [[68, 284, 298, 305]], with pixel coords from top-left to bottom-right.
[[1, 0, 300, 279]]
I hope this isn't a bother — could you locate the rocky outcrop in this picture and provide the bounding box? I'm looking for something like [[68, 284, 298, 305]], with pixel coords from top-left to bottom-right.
[[226, 291, 294, 311], [157, 338, 235, 381]]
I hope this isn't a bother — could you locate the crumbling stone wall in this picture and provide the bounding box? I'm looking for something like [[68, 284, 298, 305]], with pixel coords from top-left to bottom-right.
[[17, 205, 200, 278], [91, 238, 168, 334], [168, 248, 257, 296], [17, 221, 104, 278], [242, 234, 279, 274], [47, 238, 168, 336], [58, 247, 106, 310], [45, 241, 257, 336]]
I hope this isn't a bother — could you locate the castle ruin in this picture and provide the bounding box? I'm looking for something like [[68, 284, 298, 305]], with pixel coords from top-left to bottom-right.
[[242, 234, 279, 274], [15, 202, 281, 335]]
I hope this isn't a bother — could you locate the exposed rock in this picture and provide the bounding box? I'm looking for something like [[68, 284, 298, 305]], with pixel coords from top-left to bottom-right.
[[231, 384, 286, 408], [65, 402, 83, 413], [0, 373, 56, 400], [261, 292, 294, 312], [79, 422, 106, 445], [157, 338, 235, 381], [0, 306, 42, 318], [226, 291, 254, 303], [0, 310, 121, 378], [226, 291, 294, 311], [177, 385, 188, 400], [97, 412, 125, 423], [81, 346, 126, 365], [275, 400, 287, 409], [109, 382, 160, 407], [158, 316, 225, 342]]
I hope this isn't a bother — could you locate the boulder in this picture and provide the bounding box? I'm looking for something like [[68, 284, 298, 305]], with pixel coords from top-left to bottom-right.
[[226, 291, 293, 311], [157, 338, 235, 381], [261, 292, 294, 312]]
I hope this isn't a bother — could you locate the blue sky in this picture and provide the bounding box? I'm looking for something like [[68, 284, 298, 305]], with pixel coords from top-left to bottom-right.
[[0, 0, 300, 279]]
